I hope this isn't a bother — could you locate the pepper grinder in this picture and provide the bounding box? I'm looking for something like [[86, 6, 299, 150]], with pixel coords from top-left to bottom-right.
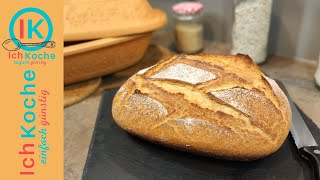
[[315, 53, 320, 87]]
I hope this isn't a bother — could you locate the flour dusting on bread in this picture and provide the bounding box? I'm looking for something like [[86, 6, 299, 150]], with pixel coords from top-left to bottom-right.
[[151, 63, 216, 84], [118, 87, 127, 102], [137, 65, 156, 75], [175, 118, 229, 136], [175, 118, 202, 133], [210, 87, 266, 117], [128, 93, 168, 118], [262, 75, 282, 99]]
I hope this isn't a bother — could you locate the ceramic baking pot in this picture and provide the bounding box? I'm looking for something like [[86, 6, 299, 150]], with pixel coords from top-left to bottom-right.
[[64, 0, 166, 41], [64, 33, 151, 85]]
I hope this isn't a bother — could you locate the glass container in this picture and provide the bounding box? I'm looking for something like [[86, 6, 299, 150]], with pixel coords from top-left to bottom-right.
[[231, 0, 273, 64], [172, 2, 204, 54]]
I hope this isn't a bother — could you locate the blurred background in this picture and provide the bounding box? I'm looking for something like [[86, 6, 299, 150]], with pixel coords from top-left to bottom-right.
[[150, 0, 320, 61]]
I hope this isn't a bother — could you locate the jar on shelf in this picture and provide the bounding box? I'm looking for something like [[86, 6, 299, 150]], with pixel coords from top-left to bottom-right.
[[231, 0, 273, 64], [172, 2, 204, 54]]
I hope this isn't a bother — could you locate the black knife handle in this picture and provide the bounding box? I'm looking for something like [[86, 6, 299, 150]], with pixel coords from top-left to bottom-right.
[[299, 146, 320, 180]]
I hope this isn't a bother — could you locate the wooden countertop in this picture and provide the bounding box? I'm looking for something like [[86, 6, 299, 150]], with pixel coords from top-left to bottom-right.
[[64, 41, 320, 180]]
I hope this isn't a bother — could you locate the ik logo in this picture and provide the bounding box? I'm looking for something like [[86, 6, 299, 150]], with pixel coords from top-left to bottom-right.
[[2, 7, 55, 51]]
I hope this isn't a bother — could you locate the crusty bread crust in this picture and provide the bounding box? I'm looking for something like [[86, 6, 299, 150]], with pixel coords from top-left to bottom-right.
[[112, 54, 291, 161]]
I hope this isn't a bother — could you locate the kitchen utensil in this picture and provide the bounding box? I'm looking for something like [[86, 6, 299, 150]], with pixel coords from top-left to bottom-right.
[[2, 39, 55, 51], [287, 93, 320, 180]]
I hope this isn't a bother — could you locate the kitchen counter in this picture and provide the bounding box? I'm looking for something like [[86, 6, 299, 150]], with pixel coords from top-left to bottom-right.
[[64, 40, 320, 180]]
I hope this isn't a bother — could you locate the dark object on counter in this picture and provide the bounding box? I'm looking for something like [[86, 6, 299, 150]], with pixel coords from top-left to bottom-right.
[[278, 82, 320, 180], [299, 146, 320, 180], [83, 86, 320, 180]]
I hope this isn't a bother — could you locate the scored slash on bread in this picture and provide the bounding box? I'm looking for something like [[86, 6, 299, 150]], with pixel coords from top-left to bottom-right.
[[112, 54, 291, 161]]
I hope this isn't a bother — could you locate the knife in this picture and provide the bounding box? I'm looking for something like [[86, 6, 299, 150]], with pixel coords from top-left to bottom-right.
[[282, 85, 320, 180]]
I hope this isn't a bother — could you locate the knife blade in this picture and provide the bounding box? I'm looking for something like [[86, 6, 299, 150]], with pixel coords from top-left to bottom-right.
[[281, 84, 320, 180], [288, 95, 318, 148]]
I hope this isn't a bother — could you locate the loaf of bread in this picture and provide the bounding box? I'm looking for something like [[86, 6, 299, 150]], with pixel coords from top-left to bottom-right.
[[112, 54, 291, 161]]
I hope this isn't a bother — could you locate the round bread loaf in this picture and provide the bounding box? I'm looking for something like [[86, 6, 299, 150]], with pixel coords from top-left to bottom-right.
[[112, 54, 292, 161]]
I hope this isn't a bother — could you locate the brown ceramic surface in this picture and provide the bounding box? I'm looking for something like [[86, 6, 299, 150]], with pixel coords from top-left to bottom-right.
[[64, 0, 166, 41], [64, 33, 152, 85]]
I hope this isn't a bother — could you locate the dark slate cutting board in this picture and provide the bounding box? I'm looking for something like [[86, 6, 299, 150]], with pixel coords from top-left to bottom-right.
[[82, 84, 320, 180]]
